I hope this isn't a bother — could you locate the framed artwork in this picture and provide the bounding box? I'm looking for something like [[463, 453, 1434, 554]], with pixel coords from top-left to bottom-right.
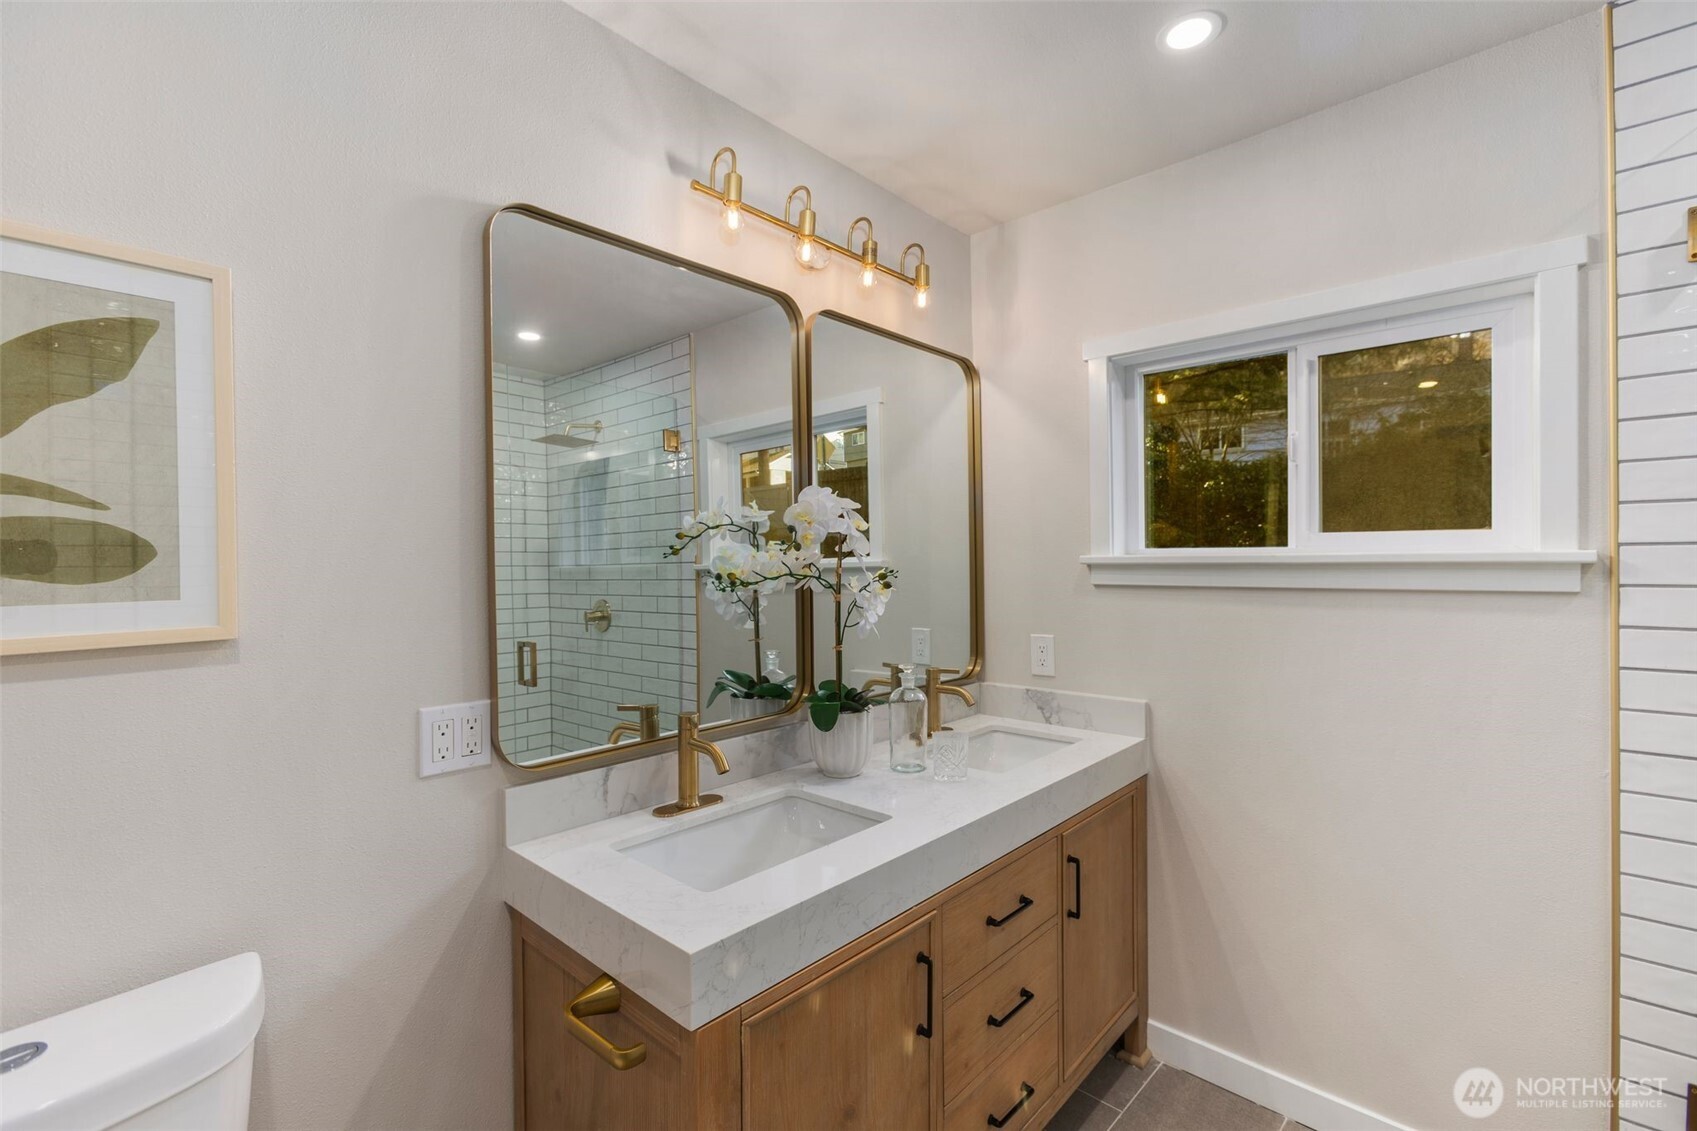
[[0, 221, 235, 654]]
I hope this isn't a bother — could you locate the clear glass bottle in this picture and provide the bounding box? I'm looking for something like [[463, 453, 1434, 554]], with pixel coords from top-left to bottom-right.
[[887, 665, 927, 773], [762, 649, 785, 685], [931, 727, 969, 782]]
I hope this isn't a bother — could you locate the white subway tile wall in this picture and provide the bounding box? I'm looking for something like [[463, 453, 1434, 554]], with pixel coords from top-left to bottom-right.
[[492, 338, 700, 758], [1612, 2, 1697, 1115], [493, 364, 556, 759], [545, 338, 697, 751]]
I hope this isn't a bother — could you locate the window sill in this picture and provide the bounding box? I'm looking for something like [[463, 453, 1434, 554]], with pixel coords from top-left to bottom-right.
[[1080, 550, 1597, 593]]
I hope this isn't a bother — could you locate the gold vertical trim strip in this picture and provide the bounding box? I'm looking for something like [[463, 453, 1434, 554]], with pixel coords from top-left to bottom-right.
[[1604, 7, 1621, 1130]]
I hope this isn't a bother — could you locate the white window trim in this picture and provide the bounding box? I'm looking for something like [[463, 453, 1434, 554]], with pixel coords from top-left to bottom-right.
[[698, 389, 886, 564], [1082, 236, 1597, 593]]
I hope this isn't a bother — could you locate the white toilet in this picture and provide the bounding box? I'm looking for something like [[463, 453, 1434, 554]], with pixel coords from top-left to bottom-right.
[[0, 953, 263, 1131]]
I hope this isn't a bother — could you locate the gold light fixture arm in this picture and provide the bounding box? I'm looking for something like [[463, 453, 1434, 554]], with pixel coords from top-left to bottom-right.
[[784, 185, 813, 226]]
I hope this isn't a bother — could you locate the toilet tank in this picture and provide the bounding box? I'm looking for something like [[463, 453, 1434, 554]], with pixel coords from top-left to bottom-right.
[[0, 953, 263, 1131]]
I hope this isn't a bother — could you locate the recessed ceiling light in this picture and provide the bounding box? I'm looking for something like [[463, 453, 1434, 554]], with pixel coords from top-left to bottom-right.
[[1160, 11, 1223, 52], [516, 330, 542, 342]]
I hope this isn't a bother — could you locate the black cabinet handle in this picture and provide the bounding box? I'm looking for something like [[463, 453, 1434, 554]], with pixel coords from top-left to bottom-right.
[[985, 894, 1034, 928], [915, 952, 934, 1039], [987, 1083, 1036, 1128], [986, 987, 1035, 1028], [1067, 855, 1082, 920]]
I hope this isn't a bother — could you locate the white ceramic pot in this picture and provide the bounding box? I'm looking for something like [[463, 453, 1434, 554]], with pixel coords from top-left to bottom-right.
[[728, 697, 785, 721], [808, 710, 873, 778]]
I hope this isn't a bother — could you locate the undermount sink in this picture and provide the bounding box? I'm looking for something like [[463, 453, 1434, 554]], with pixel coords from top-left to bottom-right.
[[967, 727, 1076, 773], [617, 791, 889, 891]]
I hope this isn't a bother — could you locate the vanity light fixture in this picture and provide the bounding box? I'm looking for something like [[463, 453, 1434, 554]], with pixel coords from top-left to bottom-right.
[[516, 330, 542, 342], [1160, 11, 1222, 52], [902, 244, 930, 309], [690, 147, 935, 308], [710, 147, 744, 232], [787, 186, 829, 270], [849, 217, 877, 288]]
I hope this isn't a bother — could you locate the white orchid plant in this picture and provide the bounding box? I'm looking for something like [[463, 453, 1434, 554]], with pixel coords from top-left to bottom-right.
[[668, 485, 898, 732]]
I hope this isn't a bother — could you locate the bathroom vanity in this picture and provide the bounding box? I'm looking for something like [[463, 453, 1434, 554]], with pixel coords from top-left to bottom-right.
[[502, 714, 1149, 1131], [485, 205, 1146, 1128]]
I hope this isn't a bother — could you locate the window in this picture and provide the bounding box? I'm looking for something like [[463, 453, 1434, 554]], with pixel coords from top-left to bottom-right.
[[700, 391, 884, 561], [735, 424, 871, 554], [1082, 239, 1595, 591]]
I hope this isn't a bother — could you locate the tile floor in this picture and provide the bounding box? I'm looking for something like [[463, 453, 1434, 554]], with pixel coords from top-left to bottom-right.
[[1045, 1051, 1313, 1131]]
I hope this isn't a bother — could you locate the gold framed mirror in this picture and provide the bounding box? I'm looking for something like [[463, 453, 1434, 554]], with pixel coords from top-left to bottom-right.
[[803, 311, 983, 694], [486, 204, 812, 774]]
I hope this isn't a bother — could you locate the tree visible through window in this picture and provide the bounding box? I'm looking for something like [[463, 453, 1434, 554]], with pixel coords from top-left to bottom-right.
[[1143, 352, 1288, 548], [1319, 330, 1491, 532]]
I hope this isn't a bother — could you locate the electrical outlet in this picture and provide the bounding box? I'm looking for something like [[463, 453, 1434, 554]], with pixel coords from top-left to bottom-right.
[[419, 700, 492, 778], [911, 627, 932, 666], [461, 703, 487, 760], [1031, 634, 1055, 677]]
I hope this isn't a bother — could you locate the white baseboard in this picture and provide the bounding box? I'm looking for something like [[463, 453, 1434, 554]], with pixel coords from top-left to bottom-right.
[[1149, 1021, 1416, 1131]]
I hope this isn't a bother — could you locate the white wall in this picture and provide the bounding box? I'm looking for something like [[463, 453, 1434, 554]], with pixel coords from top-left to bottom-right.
[[0, 4, 969, 1128], [1609, 1, 1697, 1122], [970, 14, 1610, 1130]]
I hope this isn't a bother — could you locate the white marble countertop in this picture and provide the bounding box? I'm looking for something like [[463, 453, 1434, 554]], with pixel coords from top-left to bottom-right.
[[501, 712, 1149, 1030]]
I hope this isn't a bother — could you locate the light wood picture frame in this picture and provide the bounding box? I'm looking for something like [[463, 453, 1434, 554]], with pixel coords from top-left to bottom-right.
[[0, 220, 236, 654]]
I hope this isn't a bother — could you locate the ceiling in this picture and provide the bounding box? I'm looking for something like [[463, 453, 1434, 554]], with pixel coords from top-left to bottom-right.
[[491, 212, 774, 374], [574, 1, 1593, 233]]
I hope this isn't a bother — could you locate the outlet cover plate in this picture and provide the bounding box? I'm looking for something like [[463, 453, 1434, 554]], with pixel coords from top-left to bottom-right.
[[419, 700, 493, 778], [1030, 634, 1055, 677]]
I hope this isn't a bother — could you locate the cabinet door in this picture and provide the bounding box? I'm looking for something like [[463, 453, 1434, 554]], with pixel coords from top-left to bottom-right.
[[1060, 790, 1139, 1077], [743, 914, 940, 1131]]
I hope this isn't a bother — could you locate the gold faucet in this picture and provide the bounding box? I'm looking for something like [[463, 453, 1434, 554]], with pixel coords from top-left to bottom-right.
[[608, 703, 660, 745], [924, 667, 976, 737], [860, 661, 908, 697], [653, 713, 730, 818]]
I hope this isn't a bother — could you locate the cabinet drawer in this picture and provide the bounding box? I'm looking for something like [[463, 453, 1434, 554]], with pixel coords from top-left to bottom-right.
[[943, 1012, 1059, 1131], [941, 835, 1058, 992], [943, 923, 1059, 1102]]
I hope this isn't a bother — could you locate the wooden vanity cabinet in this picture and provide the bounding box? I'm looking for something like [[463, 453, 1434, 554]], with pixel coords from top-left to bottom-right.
[[742, 915, 940, 1130], [1060, 788, 1144, 1079], [510, 778, 1146, 1131]]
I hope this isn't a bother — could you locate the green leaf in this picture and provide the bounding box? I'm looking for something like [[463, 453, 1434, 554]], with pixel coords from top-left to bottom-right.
[[809, 698, 842, 732], [1, 318, 160, 437], [1, 515, 157, 583], [0, 474, 109, 511]]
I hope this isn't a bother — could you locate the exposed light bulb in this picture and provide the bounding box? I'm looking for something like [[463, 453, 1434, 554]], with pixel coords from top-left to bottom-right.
[[722, 203, 742, 232], [914, 286, 929, 309], [861, 264, 877, 288], [792, 234, 830, 270], [1154, 389, 1169, 405]]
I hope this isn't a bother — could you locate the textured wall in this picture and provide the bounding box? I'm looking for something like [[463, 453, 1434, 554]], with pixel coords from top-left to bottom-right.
[[1609, 0, 1697, 1121], [0, 4, 969, 1128], [969, 14, 1611, 1130]]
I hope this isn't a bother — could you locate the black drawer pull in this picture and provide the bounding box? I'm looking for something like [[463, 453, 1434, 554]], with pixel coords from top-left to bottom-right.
[[1066, 854, 1082, 920], [985, 894, 1034, 928], [986, 987, 1035, 1028], [987, 1083, 1036, 1128], [915, 952, 934, 1039]]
